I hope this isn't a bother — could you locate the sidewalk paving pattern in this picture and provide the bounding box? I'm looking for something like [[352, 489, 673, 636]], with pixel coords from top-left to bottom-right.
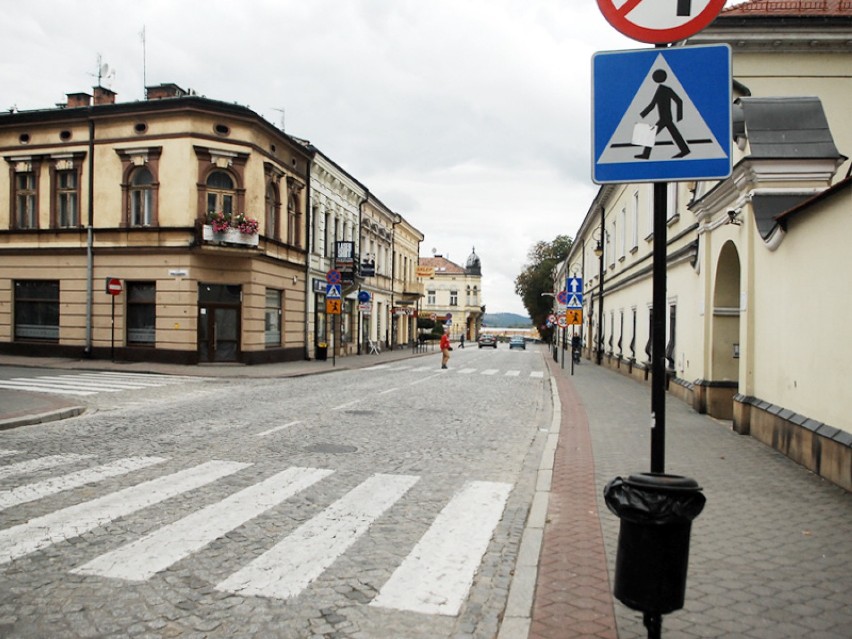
[[1, 347, 850, 638]]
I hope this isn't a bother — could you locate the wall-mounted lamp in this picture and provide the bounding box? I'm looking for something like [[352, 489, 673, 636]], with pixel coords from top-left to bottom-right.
[[594, 240, 603, 258], [727, 209, 743, 226], [292, 275, 298, 284]]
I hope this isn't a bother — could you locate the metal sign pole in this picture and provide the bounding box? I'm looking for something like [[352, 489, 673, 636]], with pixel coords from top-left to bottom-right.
[[651, 182, 667, 474]]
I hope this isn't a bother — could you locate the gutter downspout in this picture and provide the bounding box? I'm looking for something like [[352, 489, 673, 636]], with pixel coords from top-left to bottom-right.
[[596, 205, 605, 366], [303, 162, 312, 360], [84, 115, 95, 358]]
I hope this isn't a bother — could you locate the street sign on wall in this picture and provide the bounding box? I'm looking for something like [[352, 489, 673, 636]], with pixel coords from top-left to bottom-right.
[[592, 44, 732, 184], [596, 0, 727, 44]]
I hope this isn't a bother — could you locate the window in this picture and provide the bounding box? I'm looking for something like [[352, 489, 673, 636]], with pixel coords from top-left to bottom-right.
[[631, 191, 639, 250], [667, 183, 678, 221], [666, 304, 677, 369], [427, 290, 436, 305], [56, 170, 79, 227], [619, 207, 626, 259], [265, 183, 279, 239], [15, 171, 37, 229], [265, 289, 282, 347], [117, 147, 160, 228], [14, 280, 59, 341], [324, 212, 332, 258], [127, 282, 156, 345], [450, 290, 458, 306], [207, 171, 235, 215], [130, 167, 154, 226]]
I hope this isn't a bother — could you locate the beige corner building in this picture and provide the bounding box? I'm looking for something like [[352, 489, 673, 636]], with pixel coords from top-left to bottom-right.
[[418, 250, 484, 341], [0, 84, 311, 364], [562, 2, 851, 490]]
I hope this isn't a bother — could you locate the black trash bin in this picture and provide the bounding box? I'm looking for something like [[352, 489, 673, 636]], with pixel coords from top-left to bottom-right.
[[604, 473, 706, 616], [316, 343, 328, 361]]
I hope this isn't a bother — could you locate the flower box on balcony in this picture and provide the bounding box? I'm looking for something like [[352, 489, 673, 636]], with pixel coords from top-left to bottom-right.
[[203, 224, 259, 247]]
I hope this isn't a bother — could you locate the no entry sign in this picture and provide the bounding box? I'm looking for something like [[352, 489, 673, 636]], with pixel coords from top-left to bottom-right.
[[596, 0, 726, 44], [105, 277, 122, 295]]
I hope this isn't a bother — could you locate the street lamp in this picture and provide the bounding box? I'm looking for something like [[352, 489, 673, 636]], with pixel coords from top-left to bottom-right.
[[593, 225, 606, 366]]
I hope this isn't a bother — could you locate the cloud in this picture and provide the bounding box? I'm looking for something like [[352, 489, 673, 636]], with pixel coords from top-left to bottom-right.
[[0, 0, 634, 314]]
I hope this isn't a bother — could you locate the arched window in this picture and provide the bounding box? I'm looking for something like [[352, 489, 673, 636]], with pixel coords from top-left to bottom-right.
[[206, 171, 235, 215], [130, 167, 154, 226], [265, 182, 279, 239]]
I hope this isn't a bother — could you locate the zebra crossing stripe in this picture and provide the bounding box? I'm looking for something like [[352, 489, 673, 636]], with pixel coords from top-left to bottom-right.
[[371, 480, 511, 616], [481, 369, 499, 376], [255, 421, 301, 437], [73, 466, 333, 581], [0, 381, 96, 396], [530, 371, 545, 378], [505, 370, 521, 377], [0, 460, 249, 565], [0, 456, 166, 511], [0, 454, 93, 480], [12, 376, 132, 391], [216, 473, 419, 600], [458, 368, 477, 375]]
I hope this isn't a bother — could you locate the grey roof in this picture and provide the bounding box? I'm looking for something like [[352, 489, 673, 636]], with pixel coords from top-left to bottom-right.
[[736, 96, 842, 159], [751, 194, 812, 240]]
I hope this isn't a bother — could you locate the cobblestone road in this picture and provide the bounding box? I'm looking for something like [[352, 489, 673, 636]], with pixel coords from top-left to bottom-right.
[[0, 348, 550, 639]]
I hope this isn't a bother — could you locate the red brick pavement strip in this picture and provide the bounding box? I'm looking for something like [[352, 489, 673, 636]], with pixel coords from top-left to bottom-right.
[[529, 358, 618, 639]]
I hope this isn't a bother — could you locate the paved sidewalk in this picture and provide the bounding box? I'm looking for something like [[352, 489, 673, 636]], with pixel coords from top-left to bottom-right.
[[533, 352, 852, 639]]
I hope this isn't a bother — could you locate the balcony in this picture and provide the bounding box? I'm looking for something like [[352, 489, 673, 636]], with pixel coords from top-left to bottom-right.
[[202, 224, 259, 248]]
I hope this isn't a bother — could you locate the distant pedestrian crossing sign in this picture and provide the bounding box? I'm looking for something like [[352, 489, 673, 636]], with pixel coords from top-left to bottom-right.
[[592, 44, 732, 184]]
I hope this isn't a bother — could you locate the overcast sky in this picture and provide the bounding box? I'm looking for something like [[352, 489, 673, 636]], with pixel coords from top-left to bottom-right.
[[0, 0, 693, 316]]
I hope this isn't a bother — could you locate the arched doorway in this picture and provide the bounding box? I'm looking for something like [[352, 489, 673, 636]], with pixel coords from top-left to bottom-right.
[[708, 241, 741, 418]]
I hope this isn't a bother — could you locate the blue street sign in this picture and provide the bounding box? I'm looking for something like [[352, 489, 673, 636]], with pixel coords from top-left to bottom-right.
[[592, 44, 732, 184], [326, 283, 342, 299], [357, 290, 371, 303], [567, 277, 583, 294], [566, 294, 583, 309]]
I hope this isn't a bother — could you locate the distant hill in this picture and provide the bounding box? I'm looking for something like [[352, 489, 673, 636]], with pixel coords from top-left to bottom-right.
[[483, 312, 532, 328]]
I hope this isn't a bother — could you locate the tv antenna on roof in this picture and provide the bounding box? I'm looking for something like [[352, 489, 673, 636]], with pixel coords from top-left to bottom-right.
[[91, 54, 116, 88]]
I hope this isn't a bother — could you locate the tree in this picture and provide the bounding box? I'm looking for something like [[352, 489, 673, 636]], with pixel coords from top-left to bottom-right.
[[514, 235, 573, 342]]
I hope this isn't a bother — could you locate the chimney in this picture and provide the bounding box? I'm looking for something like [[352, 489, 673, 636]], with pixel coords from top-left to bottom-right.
[[145, 83, 188, 100], [93, 86, 117, 105], [66, 92, 92, 108]]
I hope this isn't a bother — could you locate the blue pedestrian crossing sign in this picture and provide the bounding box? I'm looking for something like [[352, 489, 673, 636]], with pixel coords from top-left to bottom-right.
[[326, 283, 342, 299], [592, 44, 732, 184]]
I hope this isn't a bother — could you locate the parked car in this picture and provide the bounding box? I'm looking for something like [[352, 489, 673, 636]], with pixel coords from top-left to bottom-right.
[[478, 334, 498, 348], [509, 336, 526, 350]]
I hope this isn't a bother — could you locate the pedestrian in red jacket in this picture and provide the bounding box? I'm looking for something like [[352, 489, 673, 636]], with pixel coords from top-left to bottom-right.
[[440, 331, 452, 369]]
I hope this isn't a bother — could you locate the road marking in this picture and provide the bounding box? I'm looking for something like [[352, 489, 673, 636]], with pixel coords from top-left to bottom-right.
[[530, 371, 545, 378], [0, 456, 166, 511], [0, 381, 96, 396], [0, 454, 93, 480], [481, 369, 499, 376], [216, 473, 419, 600], [363, 365, 390, 371], [379, 387, 399, 395], [371, 480, 512, 615], [255, 421, 301, 437], [0, 460, 249, 565], [73, 466, 333, 581], [332, 400, 362, 411], [11, 377, 130, 392], [458, 368, 477, 375], [505, 370, 521, 377]]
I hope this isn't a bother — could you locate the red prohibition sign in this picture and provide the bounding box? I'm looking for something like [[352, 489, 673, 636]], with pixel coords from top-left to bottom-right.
[[596, 0, 727, 44]]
